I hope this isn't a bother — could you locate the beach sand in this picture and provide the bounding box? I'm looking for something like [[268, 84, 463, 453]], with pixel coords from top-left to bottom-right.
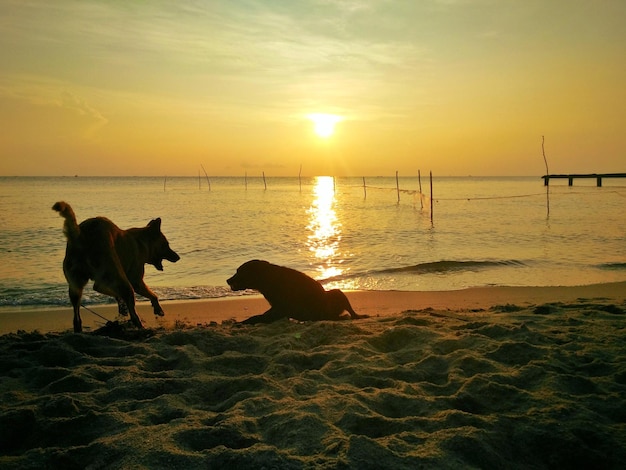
[[1, 283, 625, 468]]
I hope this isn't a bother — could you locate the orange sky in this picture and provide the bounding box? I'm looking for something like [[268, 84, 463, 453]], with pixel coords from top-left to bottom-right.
[[1, 1, 625, 177]]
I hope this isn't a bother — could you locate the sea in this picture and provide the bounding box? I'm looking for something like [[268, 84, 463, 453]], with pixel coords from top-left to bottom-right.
[[1, 175, 625, 309]]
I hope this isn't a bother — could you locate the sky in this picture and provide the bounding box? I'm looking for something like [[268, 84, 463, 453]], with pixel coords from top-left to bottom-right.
[[1, 0, 625, 177]]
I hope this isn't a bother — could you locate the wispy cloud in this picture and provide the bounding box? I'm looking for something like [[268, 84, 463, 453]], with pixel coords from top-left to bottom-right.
[[1, 1, 435, 122], [59, 90, 108, 138], [0, 74, 108, 139]]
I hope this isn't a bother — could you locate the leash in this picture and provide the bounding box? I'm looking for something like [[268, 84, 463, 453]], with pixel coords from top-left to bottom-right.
[[80, 304, 112, 323]]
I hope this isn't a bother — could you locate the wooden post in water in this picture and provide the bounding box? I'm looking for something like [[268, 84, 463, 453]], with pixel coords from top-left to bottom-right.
[[200, 164, 211, 191], [244, 171, 248, 190], [429, 171, 434, 224], [396, 171, 400, 203], [362, 177, 367, 199], [299, 164, 302, 192], [262, 171, 267, 190], [418, 170, 423, 209], [198, 170, 201, 189], [542, 136, 550, 216], [163, 176, 167, 192]]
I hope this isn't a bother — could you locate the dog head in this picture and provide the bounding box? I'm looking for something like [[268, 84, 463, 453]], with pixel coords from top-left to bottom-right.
[[227, 259, 269, 291], [147, 218, 180, 271]]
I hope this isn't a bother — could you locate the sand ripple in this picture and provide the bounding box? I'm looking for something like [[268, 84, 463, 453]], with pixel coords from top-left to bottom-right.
[[1, 303, 626, 469]]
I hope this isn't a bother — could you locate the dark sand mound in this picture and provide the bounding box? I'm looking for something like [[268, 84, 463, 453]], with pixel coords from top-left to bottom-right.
[[1, 302, 625, 469]]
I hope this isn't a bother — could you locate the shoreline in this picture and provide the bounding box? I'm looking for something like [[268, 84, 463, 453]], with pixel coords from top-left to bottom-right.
[[1, 281, 625, 335]]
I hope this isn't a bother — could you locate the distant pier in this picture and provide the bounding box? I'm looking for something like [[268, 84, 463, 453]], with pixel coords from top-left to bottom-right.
[[542, 173, 626, 187]]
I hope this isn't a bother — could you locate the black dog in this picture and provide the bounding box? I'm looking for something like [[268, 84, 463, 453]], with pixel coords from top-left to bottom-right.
[[227, 260, 366, 324], [53, 202, 180, 332]]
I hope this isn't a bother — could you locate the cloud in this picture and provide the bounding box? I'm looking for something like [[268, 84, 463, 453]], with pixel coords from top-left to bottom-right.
[[59, 90, 108, 138], [0, 75, 108, 140]]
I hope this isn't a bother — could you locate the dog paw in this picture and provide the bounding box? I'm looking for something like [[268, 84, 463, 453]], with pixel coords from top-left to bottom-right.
[[116, 299, 129, 316]]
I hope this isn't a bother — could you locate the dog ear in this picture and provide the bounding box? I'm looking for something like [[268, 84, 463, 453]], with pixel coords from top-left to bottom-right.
[[148, 218, 162, 231]]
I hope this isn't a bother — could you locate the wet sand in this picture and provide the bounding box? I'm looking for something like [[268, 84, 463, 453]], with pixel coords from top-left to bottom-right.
[[2, 282, 625, 335]]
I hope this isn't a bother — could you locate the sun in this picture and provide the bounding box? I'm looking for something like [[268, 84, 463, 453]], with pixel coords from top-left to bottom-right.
[[307, 113, 342, 138]]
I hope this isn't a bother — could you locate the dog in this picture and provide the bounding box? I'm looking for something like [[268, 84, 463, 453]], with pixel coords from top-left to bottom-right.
[[227, 260, 366, 324], [53, 201, 180, 332]]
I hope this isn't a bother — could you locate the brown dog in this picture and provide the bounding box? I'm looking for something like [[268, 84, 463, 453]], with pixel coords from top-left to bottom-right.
[[227, 260, 366, 324], [53, 201, 180, 332]]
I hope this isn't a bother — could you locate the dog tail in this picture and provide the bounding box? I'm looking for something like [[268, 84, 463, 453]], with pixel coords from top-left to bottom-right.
[[52, 201, 80, 240]]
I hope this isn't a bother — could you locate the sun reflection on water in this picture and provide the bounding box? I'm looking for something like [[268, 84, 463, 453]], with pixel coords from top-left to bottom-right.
[[307, 176, 344, 280]]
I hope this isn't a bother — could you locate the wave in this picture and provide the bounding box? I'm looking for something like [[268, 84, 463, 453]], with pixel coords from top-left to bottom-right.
[[0, 285, 251, 308], [323, 259, 526, 282], [378, 259, 526, 274], [0, 260, 529, 308], [598, 262, 626, 271]]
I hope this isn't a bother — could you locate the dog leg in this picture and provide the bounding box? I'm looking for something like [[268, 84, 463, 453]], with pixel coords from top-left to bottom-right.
[[94, 279, 144, 329], [68, 286, 83, 333], [241, 307, 287, 324], [116, 298, 129, 316], [325, 289, 368, 320], [241, 314, 266, 324], [118, 288, 143, 329], [151, 301, 165, 317], [93, 275, 143, 328], [91, 284, 128, 317], [133, 281, 165, 317]]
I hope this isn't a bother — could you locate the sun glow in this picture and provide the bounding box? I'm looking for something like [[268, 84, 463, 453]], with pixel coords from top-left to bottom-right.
[[307, 113, 342, 138]]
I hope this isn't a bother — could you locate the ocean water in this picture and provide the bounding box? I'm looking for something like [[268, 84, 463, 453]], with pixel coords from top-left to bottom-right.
[[0, 175, 625, 308]]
